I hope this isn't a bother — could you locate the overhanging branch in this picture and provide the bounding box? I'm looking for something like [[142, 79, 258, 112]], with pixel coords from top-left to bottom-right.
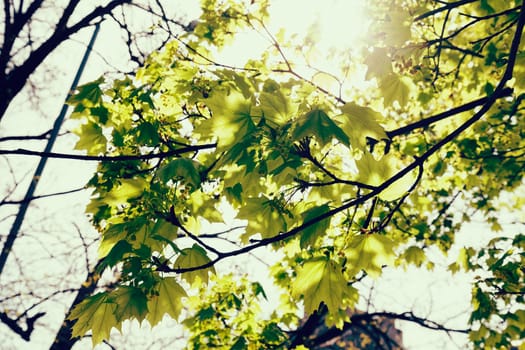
[[0, 143, 217, 161], [386, 87, 514, 138]]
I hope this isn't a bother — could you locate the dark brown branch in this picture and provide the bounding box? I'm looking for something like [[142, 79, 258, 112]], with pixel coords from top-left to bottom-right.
[[426, 6, 520, 46], [0, 143, 217, 161], [56, 0, 81, 31], [289, 306, 467, 349], [386, 87, 513, 138], [415, 0, 477, 21], [0, 311, 46, 341], [378, 162, 424, 232], [353, 311, 470, 334], [293, 138, 375, 190], [0, 186, 86, 205], [164, 206, 222, 256], [0, 129, 52, 142]]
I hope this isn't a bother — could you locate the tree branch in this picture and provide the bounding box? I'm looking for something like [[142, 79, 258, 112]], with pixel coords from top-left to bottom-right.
[[386, 87, 513, 138], [0, 186, 86, 205], [0, 143, 217, 161], [415, 0, 477, 21], [0, 311, 46, 341], [0, 129, 52, 142], [354, 311, 470, 334]]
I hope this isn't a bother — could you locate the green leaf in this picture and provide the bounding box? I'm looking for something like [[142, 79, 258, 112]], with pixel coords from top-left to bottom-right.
[[380, 11, 412, 46], [300, 204, 331, 249], [98, 223, 129, 260], [147, 278, 187, 326], [104, 240, 133, 268], [402, 246, 426, 267], [345, 234, 396, 278], [231, 336, 247, 350], [364, 48, 393, 80], [136, 121, 160, 145], [262, 323, 286, 343], [67, 77, 104, 105], [157, 158, 201, 189], [102, 178, 146, 207], [379, 73, 411, 107], [291, 256, 351, 315], [112, 286, 149, 322], [259, 80, 295, 125], [196, 89, 255, 149], [356, 151, 416, 201], [174, 244, 215, 286], [337, 102, 388, 149], [73, 122, 107, 155], [68, 292, 118, 347], [292, 109, 350, 147], [90, 106, 109, 124], [237, 196, 287, 242], [251, 282, 267, 300]]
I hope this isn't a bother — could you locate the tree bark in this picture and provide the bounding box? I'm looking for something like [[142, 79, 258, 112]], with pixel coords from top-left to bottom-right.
[[49, 269, 100, 350]]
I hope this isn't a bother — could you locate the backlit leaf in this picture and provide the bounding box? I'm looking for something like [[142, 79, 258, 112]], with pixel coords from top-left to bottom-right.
[[364, 48, 393, 80], [112, 286, 148, 322], [147, 278, 187, 326], [73, 122, 107, 155], [356, 151, 416, 201], [174, 244, 215, 286], [157, 158, 201, 189], [300, 204, 331, 249], [293, 109, 350, 147], [345, 234, 396, 278], [237, 196, 287, 242], [291, 256, 350, 315], [68, 292, 118, 347], [337, 102, 388, 149], [197, 89, 255, 148], [379, 73, 411, 108], [67, 77, 104, 105]]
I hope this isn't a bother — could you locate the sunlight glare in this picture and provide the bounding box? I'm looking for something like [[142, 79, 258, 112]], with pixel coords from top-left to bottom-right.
[[269, 0, 369, 49], [218, 0, 370, 68]]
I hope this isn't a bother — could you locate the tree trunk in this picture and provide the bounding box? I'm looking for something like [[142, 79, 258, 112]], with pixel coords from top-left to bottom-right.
[[49, 269, 100, 350]]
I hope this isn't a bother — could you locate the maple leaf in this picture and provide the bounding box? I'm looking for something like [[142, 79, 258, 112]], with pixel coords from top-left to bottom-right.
[[356, 151, 417, 201], [147, 278, 187, 326], [195, 88, 255, 149], [300, 204, 331, 249], [111, 286, 148, 322], [68, 292, 118, 347], [174, 244, 215, 286], [73, 122, 107, 155], [345, 234, 396, 278], [291, 257, 350, 315], [237, 196, 287, 242], [336, 102, 388, 150], [378, 73, 411, 108], [292, 109, 350, 147]]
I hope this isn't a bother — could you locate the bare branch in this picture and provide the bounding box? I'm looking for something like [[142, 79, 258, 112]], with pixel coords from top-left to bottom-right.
[[0, 310, 46, 341], [0, 129, 52, 142], [0, 142, 217, 161], [386, 87, 513, 138], [0, 186, 86, 205], [415, 0, 477, 21]]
